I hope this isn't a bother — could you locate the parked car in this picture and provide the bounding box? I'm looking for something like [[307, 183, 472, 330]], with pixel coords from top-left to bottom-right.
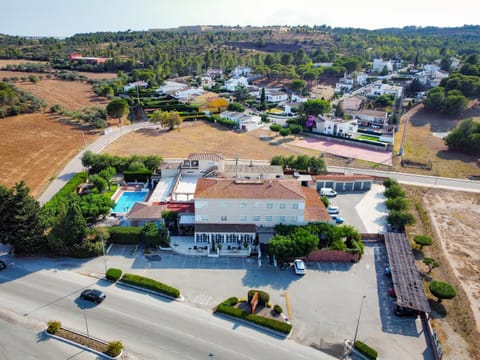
[[394, 305, 419, 317], [385, 266, 392, 277], [0, 260, 6, 271], [327, 205, 340, 214], [320, 187, 337, 197], [389, 287, 396, 298], [293, 259, 306, 275], [80, 289, 106, 303], [330, 215, 344, 224]]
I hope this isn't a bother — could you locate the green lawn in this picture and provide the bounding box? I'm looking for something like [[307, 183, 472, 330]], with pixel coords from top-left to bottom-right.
[[357, 134, 380, 141]]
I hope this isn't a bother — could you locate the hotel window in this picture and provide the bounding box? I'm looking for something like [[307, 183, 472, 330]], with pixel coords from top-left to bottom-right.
[[291, 216, 298, 222], [254, 202, 260, 208], [279, 216, 286, 222], [292, 203, 299, 209], [221, 216, 227, 221], [266, 203, 273, 209], [240, 202, 247, 208], [253, 216, 260, 221], [266, 216, 272, 222], [201, 216, 208, 221], [240, 216, 247, 221], [279, 203, 286, 209]]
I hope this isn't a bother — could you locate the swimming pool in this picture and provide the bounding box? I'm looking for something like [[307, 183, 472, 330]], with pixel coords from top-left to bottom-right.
[[111, 191, 148, 214]]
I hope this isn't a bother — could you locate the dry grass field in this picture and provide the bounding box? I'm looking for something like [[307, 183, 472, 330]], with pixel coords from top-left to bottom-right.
[[0, 113, 97, 198], [393, 103, 480, 178]]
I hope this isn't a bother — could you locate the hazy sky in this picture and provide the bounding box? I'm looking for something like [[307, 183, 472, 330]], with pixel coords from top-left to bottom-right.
[[2, 0, 479, 37]]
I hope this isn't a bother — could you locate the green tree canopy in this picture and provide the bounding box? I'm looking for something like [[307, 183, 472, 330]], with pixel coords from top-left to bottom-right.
[[106, 98, 129, 123], [414, 235, 433, 249], [150, 109, 182, 130], [298, 99, 331, 118], [0, 181, 47, 254], [444, 118, 480, 155], [429, 280, 456, 303], [269, 228, 318, 264]]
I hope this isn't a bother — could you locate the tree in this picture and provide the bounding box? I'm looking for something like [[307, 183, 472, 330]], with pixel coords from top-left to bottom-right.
[[444, 118, 480, 155], [228, 102, 245, 112], [269, 123, 281, 135], [279, 127, 291, 137], [414, 235, 433, 249], [334, 102, 345, 118], [385, 197, 408, 211], [384, 184, 405, 198], [0, 181, 47, 254], [387, 210, 415, 231], [429, 280, 456, 303], [298, 99, 331, 118], [260, 88, 267, 110], [234, 84, 250, 101], [269, 228, 318, 264], [150, 110, 182, 130], [290, 79, 305, 94], [106, 98, 129, 123], [424, 87, 445, 111], [50, 198, 88, 248], [422, 257, 439, 273]]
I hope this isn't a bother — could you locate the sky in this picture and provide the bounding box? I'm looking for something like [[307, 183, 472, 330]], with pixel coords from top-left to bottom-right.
[[1, 0, 479, 38]]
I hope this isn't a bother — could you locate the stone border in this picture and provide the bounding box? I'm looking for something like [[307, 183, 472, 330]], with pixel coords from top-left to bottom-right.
[[45, 327, 122, 359]]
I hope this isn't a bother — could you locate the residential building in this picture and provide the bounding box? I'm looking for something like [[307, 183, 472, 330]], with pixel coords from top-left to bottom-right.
[[219, 111, 261, 131], [335, 76, 354, 93], [224, 76, 248, 92], [366, 81, 403, 98], [193, 178, 331, 243], [372, 59, 393, 73], [155, 81, 189, 95], [231, 66, 251, 77], [68, 53, 111, 64], [173, 87, 205, 101], [123, 81, 148, 92], [341, 96, 365, 111], [200, 76, 215, 88], [345, 109, 388, 129], [264, 90, 289, 103], [312, 116, 358, 137]]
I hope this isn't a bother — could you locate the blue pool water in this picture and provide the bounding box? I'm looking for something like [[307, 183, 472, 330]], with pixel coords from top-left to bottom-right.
[[111, 191, 148, 213]]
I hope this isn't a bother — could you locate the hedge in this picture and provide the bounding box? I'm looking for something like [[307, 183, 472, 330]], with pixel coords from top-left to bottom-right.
[[247, 290, 270, 306], [354, 340, 378, 360], [106, 268, 122, 281], [121, 273, 180, 298], [123, 170, 152, 183], [221, 297, 239, 306], [108, 226, 142, 244], [215, 304, 292, 334], [274, 305, 283, 314]]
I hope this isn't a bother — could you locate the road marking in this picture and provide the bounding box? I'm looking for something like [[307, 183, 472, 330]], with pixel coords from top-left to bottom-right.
[[284, 291, 293, 321]]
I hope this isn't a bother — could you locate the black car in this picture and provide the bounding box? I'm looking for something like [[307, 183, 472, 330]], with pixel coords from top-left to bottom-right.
[[80, 289, 106, 303], [0, 260, 6, 271], [394, 305, 419, 317]]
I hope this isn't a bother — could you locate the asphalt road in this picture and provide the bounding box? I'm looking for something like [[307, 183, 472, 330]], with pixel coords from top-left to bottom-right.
[[0, 264, 336, 360]]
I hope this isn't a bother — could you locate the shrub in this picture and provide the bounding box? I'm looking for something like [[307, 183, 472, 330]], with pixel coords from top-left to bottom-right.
[[121, 273, 180, 298], [123, 169, 152, 183], [274, 305, 283, 314], [221, 297, 239, 306], [247, 290, 270, 306], [429, 280, 456, 302], [106, 340, 123, 357], [47, 320, 62, 334], [108, 226, 142, 244], [106, 268, 122, 281], [384, 184, 405, 198], [414, 235, 433, 249], [354, 340, 377, 359]]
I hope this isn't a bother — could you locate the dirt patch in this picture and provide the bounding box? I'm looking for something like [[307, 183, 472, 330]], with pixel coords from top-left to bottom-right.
[[0, 113, 98, 198], [394, 104, 480, 178], [406, 186, 480, 359], [54, 328, 108, 353], [10, 79, 109, 111], [0, 59, 47, 67]]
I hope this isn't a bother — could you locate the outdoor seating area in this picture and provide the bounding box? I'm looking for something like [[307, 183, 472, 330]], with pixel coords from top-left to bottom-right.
[[169, 236, 251, 257]]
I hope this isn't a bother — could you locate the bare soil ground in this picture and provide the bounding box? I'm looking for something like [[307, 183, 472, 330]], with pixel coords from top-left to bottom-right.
[[12, 78, 109, 110], [0, 113, 97, 198], [393, 104, 480, 178], [406, 187, 480, 360], [0, 59, 47, 67]]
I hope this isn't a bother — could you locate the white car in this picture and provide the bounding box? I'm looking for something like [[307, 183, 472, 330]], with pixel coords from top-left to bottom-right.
[[327, 205, 339, 214], [293, 259, 306, 275]]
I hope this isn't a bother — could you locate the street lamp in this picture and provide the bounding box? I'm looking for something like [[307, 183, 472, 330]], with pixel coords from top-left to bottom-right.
[[101, 236, 108, 274], [353, 295, 366, 344], [82, 307, 91, 348]]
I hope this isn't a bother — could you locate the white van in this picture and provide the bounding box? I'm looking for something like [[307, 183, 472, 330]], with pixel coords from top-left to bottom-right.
[[320, 187, 337, 197]]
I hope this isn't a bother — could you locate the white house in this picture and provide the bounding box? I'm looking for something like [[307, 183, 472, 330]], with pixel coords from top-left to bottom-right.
[[291, 94, 308, 103], [372, 59, 393, 73], [231, 66, 251, 77], [335, 76, 354, 93], [123, 81, 148, 92], [200, 76, 215, 88], [344, 109, 388, 129], [193, 178, 331, 243], [156, 81, 189, 95], [366, 81, 403, 98], [313, 116, 358, 137], [224, 76, 249, 92], [264, 90, 289, 103], [174, 87, 204, 101], [220, 111, 261, 131], [356, 72, 368, 86]]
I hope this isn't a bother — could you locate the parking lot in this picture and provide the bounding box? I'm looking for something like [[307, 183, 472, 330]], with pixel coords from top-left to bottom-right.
[[96, 185, 432, 359]]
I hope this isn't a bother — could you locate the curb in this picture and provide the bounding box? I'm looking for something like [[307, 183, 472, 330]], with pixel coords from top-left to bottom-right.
[[45, 329, 122, 359], [115, 279, 184, 302], [214, 312, 292, 339]]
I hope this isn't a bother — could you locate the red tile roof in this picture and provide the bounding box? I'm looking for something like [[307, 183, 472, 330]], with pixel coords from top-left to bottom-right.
[[127, 203, 165, 220], [194, 178, 305, 200], [301, 186, 331, 222]]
